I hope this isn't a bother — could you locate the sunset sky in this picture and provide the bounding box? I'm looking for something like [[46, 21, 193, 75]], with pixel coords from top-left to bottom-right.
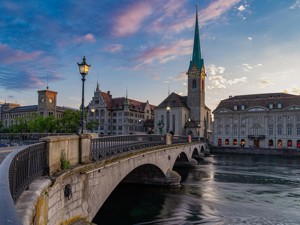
[[1, 0, 300, 112]]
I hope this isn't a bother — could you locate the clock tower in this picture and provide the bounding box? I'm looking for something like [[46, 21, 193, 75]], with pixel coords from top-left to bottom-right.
[[38, 89, 57, 117], [186, 5, 206, 134]]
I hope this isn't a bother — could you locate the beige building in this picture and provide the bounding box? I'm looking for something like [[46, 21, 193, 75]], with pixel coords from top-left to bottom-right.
[[1, 88, 73, 128], [213, 93, 300, 149], [87, 84, 155, 135], [154, 7, 212, 139]]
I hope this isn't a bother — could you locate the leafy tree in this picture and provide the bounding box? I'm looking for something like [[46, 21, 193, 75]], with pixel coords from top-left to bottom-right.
[[56, 110, 80, 133]]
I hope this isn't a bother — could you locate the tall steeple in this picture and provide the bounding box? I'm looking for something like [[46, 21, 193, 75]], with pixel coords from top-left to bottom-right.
[[189, 4, 203, 70]]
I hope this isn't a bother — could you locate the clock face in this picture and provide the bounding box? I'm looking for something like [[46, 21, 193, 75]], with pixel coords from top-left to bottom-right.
[[188, 66, 200, 78], [48, 98, 53, 103], [40, 98, 44, 103]]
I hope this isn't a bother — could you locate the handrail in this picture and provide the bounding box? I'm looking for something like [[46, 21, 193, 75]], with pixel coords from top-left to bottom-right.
[[91, 134, 192, 161], [0, 142, 47, 224]]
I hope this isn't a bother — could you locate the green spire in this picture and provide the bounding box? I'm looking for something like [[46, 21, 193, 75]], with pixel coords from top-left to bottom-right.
[[189, 4, 203, 70]]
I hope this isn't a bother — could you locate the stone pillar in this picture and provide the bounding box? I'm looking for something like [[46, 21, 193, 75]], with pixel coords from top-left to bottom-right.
[[80, 134, 92, 164], [166, 133, 173, 145]]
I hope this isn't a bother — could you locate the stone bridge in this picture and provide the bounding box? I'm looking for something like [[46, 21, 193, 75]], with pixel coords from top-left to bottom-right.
[[0, 134, 209, 225]]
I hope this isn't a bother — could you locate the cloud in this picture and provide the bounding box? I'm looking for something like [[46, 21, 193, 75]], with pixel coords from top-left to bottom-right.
[[290, 0, 300, 9], [199, 0, 241, 24], [137, 39, 192, 65], [74, 33, 96, 44], [248, 37, 253, 41], [282, 87, 300, 95], [206, 64, 226, 76], [258, 76, 274, 88], [238, 5, 246, 11], [241, 63, 262, 72], [0, 44, 42, 64], [103, 44, 123, 53], [174, 71, 187, 81], [112, 2, 152, 37]]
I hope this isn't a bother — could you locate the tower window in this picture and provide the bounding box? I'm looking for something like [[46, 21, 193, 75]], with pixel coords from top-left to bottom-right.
[[192, 79, 196, 89]]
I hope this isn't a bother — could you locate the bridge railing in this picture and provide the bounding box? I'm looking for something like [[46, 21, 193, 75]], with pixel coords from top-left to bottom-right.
[[91, 135, 167, 161], [0, 142, 47, 224]]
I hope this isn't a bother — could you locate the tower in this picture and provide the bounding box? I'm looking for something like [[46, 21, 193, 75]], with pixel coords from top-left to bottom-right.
[[37, 89, 57, 117], [187, 5, 206, 126]]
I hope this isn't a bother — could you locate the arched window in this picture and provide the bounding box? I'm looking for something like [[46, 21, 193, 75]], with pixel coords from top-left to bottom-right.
[[287, 140, 292, 147], [240, 139, 245, 147], [218, 139, 222, 146], [233, 139, 237, 145], [225, 139, 229, 145], [277, 139, 282, 148], [192, 79, 196, 89], [269, 139, 273, 147], [100, 109, 105, 117], [297, 140, 300, 149], [202, 79, 204, 91]]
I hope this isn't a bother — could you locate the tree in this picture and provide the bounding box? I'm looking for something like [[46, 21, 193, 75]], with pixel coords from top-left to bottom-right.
[[56, 110, 80, 133]]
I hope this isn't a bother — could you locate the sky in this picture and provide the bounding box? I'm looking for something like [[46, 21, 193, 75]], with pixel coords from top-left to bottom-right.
[[1, 0, 300, 113]]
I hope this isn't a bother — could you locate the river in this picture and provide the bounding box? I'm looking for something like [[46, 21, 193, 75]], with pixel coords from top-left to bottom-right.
[[93, 154, 300, 225]]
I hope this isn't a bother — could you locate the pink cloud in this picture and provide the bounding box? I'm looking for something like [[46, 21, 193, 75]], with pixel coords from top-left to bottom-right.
[[199, 0, 241, 24], [138, 39, 192, 65], [112, 2, 152, 37], [74, 33, 96, 43], [0, 44, 42, 64], [175, 71, 187, 81], [103, 44, 123, 53]]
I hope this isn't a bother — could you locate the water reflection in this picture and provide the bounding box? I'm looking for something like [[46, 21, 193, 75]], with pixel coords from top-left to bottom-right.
[[93, 154, 300, 225]]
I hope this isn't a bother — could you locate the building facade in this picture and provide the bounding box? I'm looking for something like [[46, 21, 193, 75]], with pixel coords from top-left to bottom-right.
[[213, 93, 300, 149], [87, 84, 155, 135], [1, 89, 74, 128], [154, 6, 212, 139]]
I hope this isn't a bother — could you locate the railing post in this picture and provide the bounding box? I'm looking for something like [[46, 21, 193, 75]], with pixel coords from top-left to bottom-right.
[[166, 133, 173, 145], [80, 133, 93, 164]]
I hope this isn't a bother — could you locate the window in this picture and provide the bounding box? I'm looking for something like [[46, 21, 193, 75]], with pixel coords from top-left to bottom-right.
[[277, 127, 282, 135], [254, 127, 259, 135], [277, 103, 282, 108], [233, 139, 237, 145], [218, 139, 222, 146], [287, 126, 292, 135], [113, 112, 117, 117], [240, 139, 245, 147], [297, 140, 300, 149], [287, 140, 292, 147], [225, 139, 229, 145], [269, 103, 273, 109], [269, 139, 273, 147], [118, 126, 122, 131], [233, 105, 238, 111], [268, 127, 273, 135], [192, 79, 196, 89], [297, 127, 300, 135], [241, 105, 245, 110], [277, 116, 282, 122], [241, 126, 245, 135], [225, 127, 230, 135], [233, 127, 238, 135], [277, 139, 282, 148], [172, 114, 175, 133]]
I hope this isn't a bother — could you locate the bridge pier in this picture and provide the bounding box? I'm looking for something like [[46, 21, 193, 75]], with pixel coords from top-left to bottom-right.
[[174, 158, 198, 168]]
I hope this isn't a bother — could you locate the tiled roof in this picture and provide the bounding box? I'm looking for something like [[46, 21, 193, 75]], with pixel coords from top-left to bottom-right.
[[213, 92, 300, 113]]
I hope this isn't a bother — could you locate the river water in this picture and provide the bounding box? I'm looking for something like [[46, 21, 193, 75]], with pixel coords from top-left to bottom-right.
[[93, 154, 300, 225]]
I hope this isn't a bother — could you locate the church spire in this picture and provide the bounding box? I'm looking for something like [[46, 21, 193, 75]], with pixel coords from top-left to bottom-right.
[[189, 4, 203, 70]]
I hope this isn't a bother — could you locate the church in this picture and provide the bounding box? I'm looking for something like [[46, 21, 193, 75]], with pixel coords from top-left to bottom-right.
[[154, 7, 212, 140]]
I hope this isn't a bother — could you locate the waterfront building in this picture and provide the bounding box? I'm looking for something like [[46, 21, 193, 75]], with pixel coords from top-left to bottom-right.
[[87, 83, 155, 135], [154, 6, 212, 138], [213, 93, 300, 149], [1, 88, 75, 128]]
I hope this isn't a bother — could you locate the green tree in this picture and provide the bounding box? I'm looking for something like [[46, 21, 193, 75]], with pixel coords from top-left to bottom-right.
[[57, 110, 80, 133]]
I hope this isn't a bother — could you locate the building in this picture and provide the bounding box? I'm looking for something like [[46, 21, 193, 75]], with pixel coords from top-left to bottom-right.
[[154, 6, 212, 139], [87, 83, 155, 135], [213, 93, 300, 149], [1, 88, 74, 128]]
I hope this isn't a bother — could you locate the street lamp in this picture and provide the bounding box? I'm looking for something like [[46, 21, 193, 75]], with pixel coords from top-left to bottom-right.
[[77, 56, 91, 134], [166, 106, 170, 133]]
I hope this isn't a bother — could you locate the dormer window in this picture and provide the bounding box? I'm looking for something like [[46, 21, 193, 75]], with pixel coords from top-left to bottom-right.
[[277, 103, 282, 109], [233, 105, 238, 111], [269, 103, 273, 109], [241, 105, 245, 110]]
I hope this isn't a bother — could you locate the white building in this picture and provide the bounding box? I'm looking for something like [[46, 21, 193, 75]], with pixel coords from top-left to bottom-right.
[[213, 93, 300, 149]]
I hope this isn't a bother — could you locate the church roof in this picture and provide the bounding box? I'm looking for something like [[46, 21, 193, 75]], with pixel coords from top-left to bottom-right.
[[213, 92, 300, 113], [156, 92, 188, 109]]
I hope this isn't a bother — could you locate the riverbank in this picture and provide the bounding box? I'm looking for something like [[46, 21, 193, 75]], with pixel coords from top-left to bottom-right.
[[211, 146, 300, 157]]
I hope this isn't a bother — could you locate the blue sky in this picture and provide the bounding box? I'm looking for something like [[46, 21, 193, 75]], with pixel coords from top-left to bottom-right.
[[1, 0, 300, 112]]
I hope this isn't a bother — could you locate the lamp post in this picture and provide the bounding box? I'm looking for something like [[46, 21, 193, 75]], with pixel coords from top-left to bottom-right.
[[166, 106, 170, 133], [77, 56, 91, 134]]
